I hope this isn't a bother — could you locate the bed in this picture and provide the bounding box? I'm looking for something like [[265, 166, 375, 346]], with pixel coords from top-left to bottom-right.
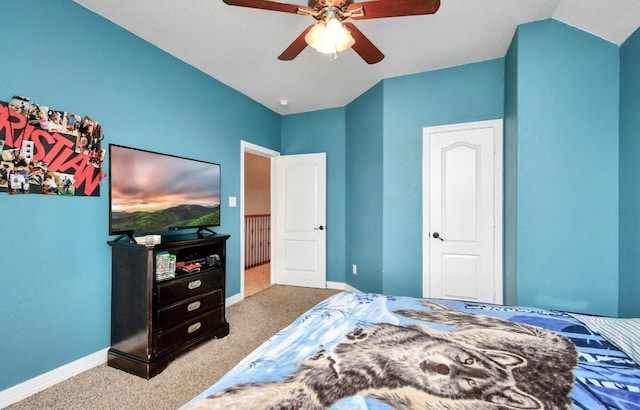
[[180, 291, 640, 409]]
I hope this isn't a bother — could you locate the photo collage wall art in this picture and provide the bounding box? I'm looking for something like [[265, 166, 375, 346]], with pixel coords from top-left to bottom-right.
[[0, 95, 107, 196]]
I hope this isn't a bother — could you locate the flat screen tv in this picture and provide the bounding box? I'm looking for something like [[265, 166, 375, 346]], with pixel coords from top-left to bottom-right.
[[109, 144, 221, 235]]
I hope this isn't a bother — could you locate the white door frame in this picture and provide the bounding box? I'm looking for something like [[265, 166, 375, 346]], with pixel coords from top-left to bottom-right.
[[240, 141, 279, 300], [422, 119, 503, 302]]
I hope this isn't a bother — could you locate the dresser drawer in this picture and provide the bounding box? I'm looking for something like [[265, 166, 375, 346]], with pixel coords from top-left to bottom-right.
[[156, 289, 223, 331], [156, 268, 223, 307], [155, 307, 225, 354]]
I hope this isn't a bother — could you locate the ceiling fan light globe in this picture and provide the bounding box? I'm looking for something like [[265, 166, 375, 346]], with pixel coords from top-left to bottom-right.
[[304, 22, 326, 50], [306, 18, 355, 55], [335, 29, 355, 52], [306, 22, 339, 54], [316, 44, 334, 54], [324, 17, 345, 44]]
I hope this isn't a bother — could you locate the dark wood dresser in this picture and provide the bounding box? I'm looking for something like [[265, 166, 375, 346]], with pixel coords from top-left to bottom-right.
[[107, 233, 230, 378]]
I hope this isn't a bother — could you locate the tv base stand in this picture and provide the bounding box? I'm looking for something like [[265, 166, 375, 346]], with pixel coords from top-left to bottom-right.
[[113, 233, 136, 243], [197, 226, 217, 237]]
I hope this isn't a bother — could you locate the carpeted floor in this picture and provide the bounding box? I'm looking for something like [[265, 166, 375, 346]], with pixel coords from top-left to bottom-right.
[[7, 285, 341, 410]]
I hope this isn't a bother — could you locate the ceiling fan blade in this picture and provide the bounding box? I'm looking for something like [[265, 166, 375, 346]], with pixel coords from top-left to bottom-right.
[[343, 23, 384, 64], [222, 0, 312, 15], [278, 25, 313, 61], [347, 0, 440, 20]]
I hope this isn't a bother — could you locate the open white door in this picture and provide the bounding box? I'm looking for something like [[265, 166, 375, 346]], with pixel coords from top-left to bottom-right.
[[273, 153, 327, 288], [423, 120, 503, 304]]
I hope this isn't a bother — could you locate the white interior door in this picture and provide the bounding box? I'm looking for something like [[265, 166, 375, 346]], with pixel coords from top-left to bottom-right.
[[273, 153, 326, 288], [423, 120, 503, 304]]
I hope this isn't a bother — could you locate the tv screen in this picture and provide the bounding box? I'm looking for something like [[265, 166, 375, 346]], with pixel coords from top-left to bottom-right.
[[109, 144, 221, 235]]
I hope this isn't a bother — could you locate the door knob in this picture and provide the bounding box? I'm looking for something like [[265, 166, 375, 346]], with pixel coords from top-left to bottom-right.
[[314, 225, 325, 231], [432, 232, 444, 241]]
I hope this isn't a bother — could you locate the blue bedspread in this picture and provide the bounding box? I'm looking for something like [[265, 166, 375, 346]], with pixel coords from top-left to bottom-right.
[[181, 292, 640, 409]]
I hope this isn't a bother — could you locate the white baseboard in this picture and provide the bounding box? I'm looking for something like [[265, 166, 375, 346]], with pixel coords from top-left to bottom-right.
[[344, 283, 361, 292], [0, 348, 108, 409], [226, 292, 244, 307], [326, 281, 360, 293], [326, 281, 345, 290]]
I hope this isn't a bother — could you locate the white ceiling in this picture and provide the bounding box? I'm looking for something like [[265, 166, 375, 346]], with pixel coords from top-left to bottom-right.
[[73, 0, 640, 115]]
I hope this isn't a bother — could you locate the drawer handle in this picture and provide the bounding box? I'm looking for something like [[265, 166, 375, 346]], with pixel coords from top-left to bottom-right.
[[187, 301, 201, 312], [188, 280, 202, 290], [187, 322, 201, 334]]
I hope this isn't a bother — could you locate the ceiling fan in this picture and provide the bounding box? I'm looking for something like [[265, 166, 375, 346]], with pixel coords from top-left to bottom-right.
[[222, 0, 441, 64]]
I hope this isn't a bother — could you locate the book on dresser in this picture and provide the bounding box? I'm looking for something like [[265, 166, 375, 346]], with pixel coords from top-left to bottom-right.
[[107, 232, 230, 379]]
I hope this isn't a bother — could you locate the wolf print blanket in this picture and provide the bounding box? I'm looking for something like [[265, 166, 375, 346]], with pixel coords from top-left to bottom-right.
[[181, 292, 640, 410]]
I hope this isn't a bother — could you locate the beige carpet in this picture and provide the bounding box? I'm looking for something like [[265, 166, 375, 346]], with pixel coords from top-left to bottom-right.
[[8, 285, 341, 410]]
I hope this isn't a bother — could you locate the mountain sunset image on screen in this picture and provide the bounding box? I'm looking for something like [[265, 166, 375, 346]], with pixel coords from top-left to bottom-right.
[[109, 144, 221, 234]]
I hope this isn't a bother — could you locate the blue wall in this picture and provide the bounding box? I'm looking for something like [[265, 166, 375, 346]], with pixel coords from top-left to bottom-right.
[[0, 0, 280, 390], [345, 84, 384, 292], [381, 59, 506, 296], [281, 108, 347, 284], [504, 30, 520, 305], [619, 27, 640, 318], [508, 20, 620, 315]]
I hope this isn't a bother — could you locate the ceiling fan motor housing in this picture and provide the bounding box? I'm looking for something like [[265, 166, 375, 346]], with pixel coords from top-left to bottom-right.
[[306, 0, 353, 21], [308, 0, 353, 10]]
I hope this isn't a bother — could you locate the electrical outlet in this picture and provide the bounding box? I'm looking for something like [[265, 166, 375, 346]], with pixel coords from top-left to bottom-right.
[[352, 264, 357, 275]]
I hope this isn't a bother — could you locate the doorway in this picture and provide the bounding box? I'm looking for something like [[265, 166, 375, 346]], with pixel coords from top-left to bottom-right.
[[241, 141, 278, 298], [241, 142, 328, 298]]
